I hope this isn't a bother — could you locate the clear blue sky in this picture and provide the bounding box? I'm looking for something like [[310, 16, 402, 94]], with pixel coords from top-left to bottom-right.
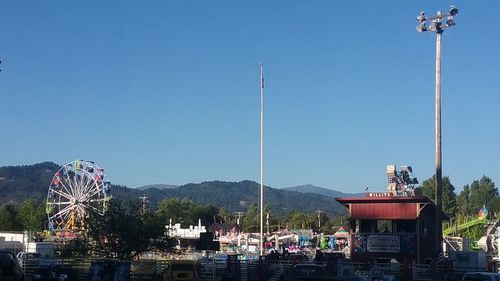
[[1, 1, 499, 193]]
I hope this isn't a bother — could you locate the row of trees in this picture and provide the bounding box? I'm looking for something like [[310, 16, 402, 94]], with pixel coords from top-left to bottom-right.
[[0, 197, 333, 234], [421, 175, 499, 219], [0, 198, 46, 231], [220, 203, 338, 233], [0, 175, 498, 235], [0, 197, 221, 232]]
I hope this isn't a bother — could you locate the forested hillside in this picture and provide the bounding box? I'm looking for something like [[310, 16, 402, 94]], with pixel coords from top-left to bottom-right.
[[0, 163, 346, 215], [0, 162, 59, 204], [2, 162, 498, 221]]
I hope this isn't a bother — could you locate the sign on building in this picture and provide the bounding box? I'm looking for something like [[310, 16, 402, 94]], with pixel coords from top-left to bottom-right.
[[367, 235, 400, 253]]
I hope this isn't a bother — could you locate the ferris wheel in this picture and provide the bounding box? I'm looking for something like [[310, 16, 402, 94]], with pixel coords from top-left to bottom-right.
[[46, 160, 112, 231]]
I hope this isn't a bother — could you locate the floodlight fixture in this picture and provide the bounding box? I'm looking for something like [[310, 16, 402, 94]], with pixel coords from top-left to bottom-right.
[[400, 165, 413, 173], [415, 7, 457, 34], [446, 16, 456, 27], [416, 11, 426, 23], [416, 23, 427, 32], [428, 22, 438, 32], [386, 165, 397, 178]]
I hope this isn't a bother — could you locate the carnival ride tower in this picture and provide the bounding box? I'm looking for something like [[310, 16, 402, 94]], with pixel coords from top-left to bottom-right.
[[386, 165, 419, 197]]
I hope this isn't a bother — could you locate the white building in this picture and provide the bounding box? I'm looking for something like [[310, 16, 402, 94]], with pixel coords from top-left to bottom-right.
[[165, 219, 206, 239], [0, 232, 28, 252]]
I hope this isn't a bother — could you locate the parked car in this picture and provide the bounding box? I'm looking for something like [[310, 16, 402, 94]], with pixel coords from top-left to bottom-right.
[[0, 250, 24, 281], [462, 272, 500, 281]]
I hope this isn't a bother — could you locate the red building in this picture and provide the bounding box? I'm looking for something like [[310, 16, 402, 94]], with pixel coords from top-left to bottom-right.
[[336, 193, 448, 264]]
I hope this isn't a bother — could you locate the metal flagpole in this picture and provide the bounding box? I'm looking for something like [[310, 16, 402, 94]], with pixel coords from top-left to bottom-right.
[[259, 62, 264, 257]]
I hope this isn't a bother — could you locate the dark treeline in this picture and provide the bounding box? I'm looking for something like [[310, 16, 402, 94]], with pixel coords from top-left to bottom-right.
[[0, 163, 498, 236]]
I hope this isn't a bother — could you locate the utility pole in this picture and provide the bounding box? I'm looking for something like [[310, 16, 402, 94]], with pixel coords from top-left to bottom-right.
[[139, 195, 149, 214], [235, 212, 244, 225], [266, 213, 270, 234], [416, 6, 458, 255], [315, 210, 323, 230]]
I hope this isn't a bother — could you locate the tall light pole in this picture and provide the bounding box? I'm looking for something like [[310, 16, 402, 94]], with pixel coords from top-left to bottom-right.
[[416, 5, 458, 255]]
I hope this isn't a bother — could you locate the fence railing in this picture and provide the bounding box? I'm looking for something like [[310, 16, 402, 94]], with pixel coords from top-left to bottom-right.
[[18, 256, 492, 281]]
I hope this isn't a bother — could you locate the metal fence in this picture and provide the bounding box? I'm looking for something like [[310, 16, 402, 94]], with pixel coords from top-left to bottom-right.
[[20, 257, 254, 281], [18, 257, 493, 281]]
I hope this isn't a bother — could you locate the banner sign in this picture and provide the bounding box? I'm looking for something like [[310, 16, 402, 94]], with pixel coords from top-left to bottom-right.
[[367, 235, 400, 253], [352, 234, 416, 254], [353, 234, 367, 253]]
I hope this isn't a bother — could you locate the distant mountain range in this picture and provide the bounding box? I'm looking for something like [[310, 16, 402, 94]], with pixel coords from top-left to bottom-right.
[[136, 184, 178, 190], [282, 184, 365, 198], [0, 163, 363, 216]]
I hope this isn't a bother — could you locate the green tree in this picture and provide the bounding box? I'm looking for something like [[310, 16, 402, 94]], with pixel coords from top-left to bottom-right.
[[191, 204, 219, 226], [155, 198, 194, 227], [242, 203, 259, 232], [489, 197, 500, 219], [18, 198, 46, 231], [286, 211, 312, 229], [421, 176, 457, 218], [313, 212, 331, 233], [0, 204, 22, 231], [469, 176, 497, 213], [457, 185, 471, 216], [84, 200, 173, 260], [155, 198, 218, 227], [327, 216, 349, 231], [240, 203, 273, 232], [218, 208, 235, 225]]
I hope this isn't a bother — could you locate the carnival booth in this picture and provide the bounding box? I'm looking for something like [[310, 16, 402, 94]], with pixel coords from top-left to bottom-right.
[[333, 226, 350, 251], [335, 165, 448, 264]]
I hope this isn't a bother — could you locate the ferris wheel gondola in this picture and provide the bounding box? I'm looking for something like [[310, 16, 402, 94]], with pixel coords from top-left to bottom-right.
[[46, 160, 112, 231]]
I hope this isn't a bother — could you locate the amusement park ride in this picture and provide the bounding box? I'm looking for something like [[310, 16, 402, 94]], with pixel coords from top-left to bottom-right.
[[442, 205, 500, 262], [385, 165, 419, 197], [45, 160, 112, 232]]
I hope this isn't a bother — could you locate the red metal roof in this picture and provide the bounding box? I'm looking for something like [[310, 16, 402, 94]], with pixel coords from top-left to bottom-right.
[[335, 196, 449, 220], [335, 195, 449, 220], [349, 202, 419, 219], [336, 196, 431, 204]]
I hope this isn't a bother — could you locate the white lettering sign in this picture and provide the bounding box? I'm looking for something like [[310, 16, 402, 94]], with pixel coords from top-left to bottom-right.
[[367, 235, 400, 253], [367, 192, 394, 197]]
